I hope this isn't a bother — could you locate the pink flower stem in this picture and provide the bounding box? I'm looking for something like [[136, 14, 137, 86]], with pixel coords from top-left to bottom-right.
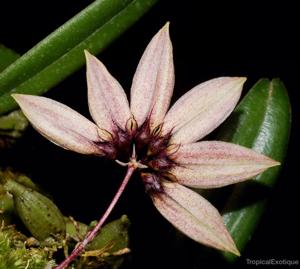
[[55, 165, 136, 269]]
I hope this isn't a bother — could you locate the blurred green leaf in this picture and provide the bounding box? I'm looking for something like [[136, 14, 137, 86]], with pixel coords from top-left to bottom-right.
[[0, 44, 19, 72], [0, 45, 28, 141], [0, 110, 28, 138]]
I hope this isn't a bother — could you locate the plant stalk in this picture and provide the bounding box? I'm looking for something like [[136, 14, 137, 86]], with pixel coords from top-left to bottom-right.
[[55, 165, 136, 269]]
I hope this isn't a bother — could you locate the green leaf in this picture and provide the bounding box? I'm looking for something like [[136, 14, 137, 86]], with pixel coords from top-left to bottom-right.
[[0, 45, 27, 139], [0, 0, 159, 115], [0, 44, 19, 72], [217, 79, 291, 262]]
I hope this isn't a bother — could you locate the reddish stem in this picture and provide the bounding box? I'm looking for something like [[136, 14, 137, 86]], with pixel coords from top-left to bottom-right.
[[55, 165, 136, 269]]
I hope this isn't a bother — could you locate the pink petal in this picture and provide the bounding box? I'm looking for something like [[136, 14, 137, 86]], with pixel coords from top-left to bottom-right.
[[85, 51, 131, 132], [130, 22, 174, 129], [12, 94, 102, 155], [171, 141, 280, 188], [163, 77, 246, 144], [152, 182, 240, 255]]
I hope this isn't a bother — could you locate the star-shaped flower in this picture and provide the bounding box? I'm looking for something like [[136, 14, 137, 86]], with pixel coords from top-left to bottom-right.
[[13, 23, 279, 256]]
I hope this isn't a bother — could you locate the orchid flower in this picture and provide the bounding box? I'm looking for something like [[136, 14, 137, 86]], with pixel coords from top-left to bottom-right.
[[12, 22, 279, 266]]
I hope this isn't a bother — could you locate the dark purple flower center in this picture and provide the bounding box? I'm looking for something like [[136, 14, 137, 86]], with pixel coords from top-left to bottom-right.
[[97, 119, 178, 193]]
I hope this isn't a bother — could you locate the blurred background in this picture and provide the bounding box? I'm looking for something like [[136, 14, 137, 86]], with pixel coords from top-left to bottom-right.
[[0, 0, 299, 268]]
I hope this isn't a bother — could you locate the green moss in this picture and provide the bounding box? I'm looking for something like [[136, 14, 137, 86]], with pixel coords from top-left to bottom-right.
[[0, 226, 55, 269]]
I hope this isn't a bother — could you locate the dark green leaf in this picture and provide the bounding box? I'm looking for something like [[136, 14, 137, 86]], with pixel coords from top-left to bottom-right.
[[0, 0, 158, 115], [218, 79, 291, 262], [0, 44, 19, 72]]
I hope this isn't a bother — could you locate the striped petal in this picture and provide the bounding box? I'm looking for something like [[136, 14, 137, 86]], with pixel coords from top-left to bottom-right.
[[152, 182, 240, 255], [163, 77, 246, 144], [130, 22, 174, 129], [12, 94, 102, 155], [85, 51, 131, 133], [171, 141, 279, 188]]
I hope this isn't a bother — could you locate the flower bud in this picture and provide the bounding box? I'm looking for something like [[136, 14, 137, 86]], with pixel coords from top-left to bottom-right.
[[3, 180, 65, 240], [0, 192, 14, 224]]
